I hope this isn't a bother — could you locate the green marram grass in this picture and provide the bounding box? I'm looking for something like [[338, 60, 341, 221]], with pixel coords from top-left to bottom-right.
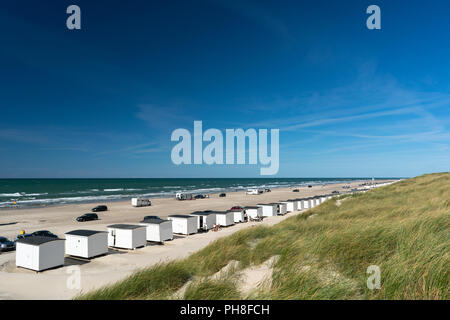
[[78, 173, 450, 300]]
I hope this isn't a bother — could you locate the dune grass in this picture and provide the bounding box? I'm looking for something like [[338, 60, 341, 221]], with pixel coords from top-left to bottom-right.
[[78, 173, 449, 300]]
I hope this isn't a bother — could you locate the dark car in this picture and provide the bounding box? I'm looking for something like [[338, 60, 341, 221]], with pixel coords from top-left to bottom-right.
[[76, 213, 99, 222], [31, 230, 58, 238], [194, 194, 205, 199], [0, 236, 15, 252], [332, 191, 340, 194], [92, 205, 108, 212], [292, 189, 299, 192], [230, 206, 244, 211], [219, 193, 226, 197], [143, 215, 161, 220], [14, 233, 33, 242], [264, 188, 271, 192]]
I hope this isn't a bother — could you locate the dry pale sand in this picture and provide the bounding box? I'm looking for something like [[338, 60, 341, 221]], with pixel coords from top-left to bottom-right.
[[0, 180, 392, 300]]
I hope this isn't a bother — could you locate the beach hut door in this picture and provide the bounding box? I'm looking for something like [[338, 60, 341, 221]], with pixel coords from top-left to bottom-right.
[[199, 216, 204, 229], [111, 230, 116, 246]]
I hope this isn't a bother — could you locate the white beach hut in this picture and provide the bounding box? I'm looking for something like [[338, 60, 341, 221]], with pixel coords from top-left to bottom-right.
[[302, 198, 310, 209], [189, 212, 216, 231], [65, 230, 108, 259], [107, 224, 146, 250], [213, 211, 235, 227], [168, 215, 198, 235], [320, 195, 327, 203], [231, 210, 245, 223], [308, 197, 316, 208], [244, 206, 262, 220], [276, 202, 288, 215], [16, 236, 65, 272], [140, 218, 173, 242], [314, 196, 321, 206], [258, 203, 277, 217], [282, 200, 296, 212], [131, 197, 151, 207], [293, 199, 303, 210]]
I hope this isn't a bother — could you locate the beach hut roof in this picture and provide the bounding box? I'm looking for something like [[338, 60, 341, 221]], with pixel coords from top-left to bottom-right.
[[209, 211, 228, 215], [190, 211, 213, 216], [244, 206, 260, 209], [65, 230, 106, 237], [107, 224, 143, 230], [140, 218, 168, 224], [168, 214, 193, 219], [16, 236, 63, 246]]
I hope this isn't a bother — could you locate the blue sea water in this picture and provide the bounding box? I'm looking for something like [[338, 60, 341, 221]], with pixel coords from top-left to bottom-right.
[[0, 178, 392, 209]]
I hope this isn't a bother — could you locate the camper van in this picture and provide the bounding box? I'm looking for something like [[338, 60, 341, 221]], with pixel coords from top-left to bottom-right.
[[246, 189, 260, 195], [175, 192, 194, 200], [131, 198, 151, 207]]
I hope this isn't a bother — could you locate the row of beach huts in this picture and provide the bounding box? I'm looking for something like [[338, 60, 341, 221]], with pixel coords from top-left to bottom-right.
[[15, 194, 337, 272]]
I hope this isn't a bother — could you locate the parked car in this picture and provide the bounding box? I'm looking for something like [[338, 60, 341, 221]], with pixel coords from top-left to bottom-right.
[[219, 193, 226, 197], [31, 230, 58, 238], [92, 205, 108, 212], [0, 236, 15, 252], [194, 194, 205, 199], [308, 185, 312, 188], [332, 191, 340, 194], [76, 213, 99, 222], [264, 188, 271, 192], [292, 189, 299, 192], [230, 206, 244, 211], [143, 215, 161, 220]]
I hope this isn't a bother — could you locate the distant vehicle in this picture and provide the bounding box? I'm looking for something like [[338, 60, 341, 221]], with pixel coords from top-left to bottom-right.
[[194, 194, 206, 199], [131, 198, 151, 207], [31, 230, 58, 238], [246, 189, 260, 195], [176, 192, 194, 200], [92, 205, 108, 212], [143, 215, 161, 220], [264, 188, 271, 192], [230, 206, 244, 211], [0, 236, 15, 252], [308, 185, 312, 188], [219, 193, 226, 197], [292, 189, 299, 192], [76, 213, 99, 222], [332, 191, 340, 194]]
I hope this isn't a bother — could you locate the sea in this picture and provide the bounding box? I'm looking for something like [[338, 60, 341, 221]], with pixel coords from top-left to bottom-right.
[[0, 178, 392, 209]]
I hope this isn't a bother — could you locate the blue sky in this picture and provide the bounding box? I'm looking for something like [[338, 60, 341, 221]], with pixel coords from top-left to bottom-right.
[[0, 0, 449, 178]]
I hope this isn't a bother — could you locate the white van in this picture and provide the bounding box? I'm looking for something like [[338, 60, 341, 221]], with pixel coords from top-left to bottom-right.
[[246, 189, 259, 195], [176, 192, 194, 200]]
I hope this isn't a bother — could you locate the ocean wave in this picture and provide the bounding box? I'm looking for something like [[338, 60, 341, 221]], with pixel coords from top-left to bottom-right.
[[0, 193, 23, 197]]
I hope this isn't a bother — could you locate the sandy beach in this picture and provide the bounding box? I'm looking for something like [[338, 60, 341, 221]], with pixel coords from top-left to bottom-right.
[[0, 180, 393, 300]]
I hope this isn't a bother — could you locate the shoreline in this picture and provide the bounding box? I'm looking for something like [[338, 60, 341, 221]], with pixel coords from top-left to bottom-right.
[[0, 178, 394, 211], [0, 179, 395, 300]]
